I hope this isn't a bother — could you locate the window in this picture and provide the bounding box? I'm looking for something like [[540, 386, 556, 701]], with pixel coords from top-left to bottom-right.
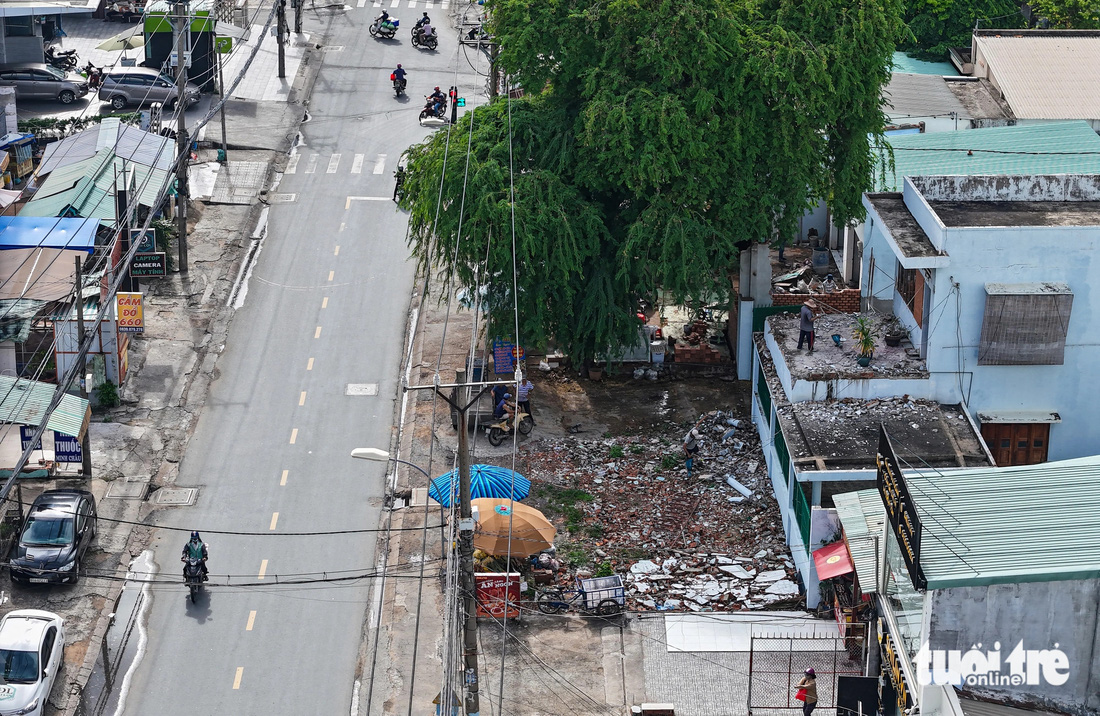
[[40, 627, 55, 673], [895, 266, 925, 324], [978, 283, 1072, 365], [4, 17, 34, 37]]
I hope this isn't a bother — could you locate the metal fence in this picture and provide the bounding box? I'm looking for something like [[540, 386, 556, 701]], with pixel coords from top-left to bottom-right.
[[747, 630, 866, 716]]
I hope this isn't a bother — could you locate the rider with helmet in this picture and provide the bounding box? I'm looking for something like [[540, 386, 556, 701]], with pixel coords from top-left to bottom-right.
[[182, 531, 209, 581], [391, 63, 407, 91], [429, 86, 446, 114]]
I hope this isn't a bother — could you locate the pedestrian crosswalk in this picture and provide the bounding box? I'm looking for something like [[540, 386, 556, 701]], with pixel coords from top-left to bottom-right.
[[286, 153, 395, 177], [371, 0, 447, 7]]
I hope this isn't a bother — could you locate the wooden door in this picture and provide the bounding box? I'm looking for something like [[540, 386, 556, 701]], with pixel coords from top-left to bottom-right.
[[980, 423, 1050, 466]]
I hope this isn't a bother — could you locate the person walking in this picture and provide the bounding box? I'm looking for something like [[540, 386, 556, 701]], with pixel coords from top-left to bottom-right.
[[798, 299, 817, 353], [683, 427, 701, 476], [393, 165, 406, 202], [795, 668, 818, 716], [516, 377, 534, 425]]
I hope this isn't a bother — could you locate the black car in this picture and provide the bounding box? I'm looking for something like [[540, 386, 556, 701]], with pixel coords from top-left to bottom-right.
[[9, 489, 97, 584]]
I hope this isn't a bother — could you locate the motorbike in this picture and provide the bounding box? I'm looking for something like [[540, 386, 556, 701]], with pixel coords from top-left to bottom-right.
[[392, 78, 406, 97], [419, 96, 447, 121], [45, 46, 78, 71], [83, 62, 103, 91], [486, 407, 533, 447], [369, 15, 399, 39], [410, 28, 438, 50], [182, 557, 205, 603]]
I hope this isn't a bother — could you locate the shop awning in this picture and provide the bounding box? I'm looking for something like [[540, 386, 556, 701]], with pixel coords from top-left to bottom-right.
[[0, 217, 97, 253], [813, 540, 854, 580], [0, 375, 90, 441]]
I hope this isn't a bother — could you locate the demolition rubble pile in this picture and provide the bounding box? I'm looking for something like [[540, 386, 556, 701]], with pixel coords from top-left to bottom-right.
[[519, 410, 799, 611]]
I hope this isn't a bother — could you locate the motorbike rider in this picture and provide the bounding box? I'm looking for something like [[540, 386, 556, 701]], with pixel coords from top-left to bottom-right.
[[391, 63, 407, 89], [414, 11, 430, 29], [419, 21, 434, 41], [181, 531, 209, 581], [375, 9, 391, 27], [428, 86, 446, 115]]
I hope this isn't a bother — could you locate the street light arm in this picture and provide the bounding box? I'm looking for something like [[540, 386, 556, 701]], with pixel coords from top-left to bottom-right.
[[350, 448, 431, 479]]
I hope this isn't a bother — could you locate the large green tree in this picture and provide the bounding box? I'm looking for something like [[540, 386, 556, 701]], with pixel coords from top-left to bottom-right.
[[898, 0, 1022, 61], [400, 0, 902, 363]]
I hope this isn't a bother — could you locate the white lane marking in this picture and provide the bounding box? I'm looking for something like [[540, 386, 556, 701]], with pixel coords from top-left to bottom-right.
[[425, 0, 433, 6], [286, 154, 301, 174], [389, 0, 398, 6], [351, 154, 364, 174], [407, 0, 415, 6], [350, 679, 361, 716], [345, 196, 393, 209], [357, 0, 366, 6], [112, 551, 157, 716], [372, 154, 386, 174], [327, 154, 342, 173], [441, 0, 448, 7], [304, 154, 319, 174], [373, 1, 380, 5]]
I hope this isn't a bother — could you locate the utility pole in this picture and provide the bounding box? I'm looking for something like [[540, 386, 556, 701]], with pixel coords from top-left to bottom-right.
[[277, 0, 287, 79], [293, 0, 301, 34], [454, 369, 480, 716], [216, 36, 228, 162], [488, 43, 499, 99], [173, 0, 190, 273], [74, 255, 92, 479]]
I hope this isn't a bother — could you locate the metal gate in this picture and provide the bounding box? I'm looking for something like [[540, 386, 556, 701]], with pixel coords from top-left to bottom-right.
[[747, 627, 866, 716]]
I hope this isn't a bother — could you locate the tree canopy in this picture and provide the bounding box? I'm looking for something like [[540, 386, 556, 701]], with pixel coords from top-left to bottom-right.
[[897, 0, 1022, 61], [400, 0, 902, 363]]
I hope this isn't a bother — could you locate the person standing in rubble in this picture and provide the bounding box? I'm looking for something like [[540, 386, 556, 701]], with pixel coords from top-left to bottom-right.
[[516, 376, 535, 426], [683, 427, 702, 476], [798, 299, 817, 354]]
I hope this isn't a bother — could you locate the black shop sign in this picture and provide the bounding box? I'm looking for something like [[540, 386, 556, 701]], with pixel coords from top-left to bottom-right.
[[876, 425, 926, 590], [131, 252, 167, 277]]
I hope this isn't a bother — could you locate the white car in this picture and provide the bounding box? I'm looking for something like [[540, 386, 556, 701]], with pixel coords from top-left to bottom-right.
[[0, 610, 64, 716]]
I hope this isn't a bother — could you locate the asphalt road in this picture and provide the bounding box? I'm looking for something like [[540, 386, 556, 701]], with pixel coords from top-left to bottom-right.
[[116, 8, 486, 715]]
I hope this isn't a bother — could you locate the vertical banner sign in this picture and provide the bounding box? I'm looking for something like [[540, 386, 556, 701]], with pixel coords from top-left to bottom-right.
[[474, 573, 522, 618], [876, 425, 926, 589], [19, 426, 42, 451], [116, 293, 145, 333], [132, 228, 156, 254], [53, 432, 83, 463], [492, 338, 526, 372]]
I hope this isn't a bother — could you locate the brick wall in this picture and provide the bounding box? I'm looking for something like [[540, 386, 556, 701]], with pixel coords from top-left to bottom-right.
[[771, 288, 861, 314]]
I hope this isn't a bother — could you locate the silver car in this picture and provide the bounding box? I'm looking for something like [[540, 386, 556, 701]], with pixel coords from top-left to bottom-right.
[[98, 67, 200, 110], [0, 63, 89, 104]]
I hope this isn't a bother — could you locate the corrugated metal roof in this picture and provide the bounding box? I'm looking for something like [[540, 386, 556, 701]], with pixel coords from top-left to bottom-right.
[[874, 121, 1100, 190], [0, 375, 89, 440], [975, 34, 1100, 119], [833, 490, 885, 594], [22, 152, 170, 221], [884, 73, 970, 120], [960, 697, 1061, 716], [39, 119, 174, 175], [907, 456, 1100, 589], [0, 299, 44, 343]]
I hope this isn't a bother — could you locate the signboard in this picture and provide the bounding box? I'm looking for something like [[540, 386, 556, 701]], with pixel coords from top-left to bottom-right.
[[876, 425, 926, 589], [54, 432, 82, 463], [132, 228, 156, 254], [19, 426, 41, 452], [475, 572, 521, 618], [457, 97, 466, 107], [491, 338, 525, 373], [878, 619, 913, 713], [169, 50, 192, 68], [116, 292, 145, 333], [131, 253, 167, 277], [215, 36, 233, 53]]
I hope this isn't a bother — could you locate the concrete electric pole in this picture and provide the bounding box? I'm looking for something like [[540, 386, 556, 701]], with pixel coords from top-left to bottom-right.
[[173, 0, 189, 273], [277, 0, 286, 79], [73, 255, 92, 478]]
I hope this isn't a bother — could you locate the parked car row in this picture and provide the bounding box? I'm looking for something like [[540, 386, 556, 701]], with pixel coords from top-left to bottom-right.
[[0, 65, 200, 109]]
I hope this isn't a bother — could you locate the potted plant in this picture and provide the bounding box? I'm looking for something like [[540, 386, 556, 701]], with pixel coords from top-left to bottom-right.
[[852, 317, 876, 367], [883, 315, 907, 347]]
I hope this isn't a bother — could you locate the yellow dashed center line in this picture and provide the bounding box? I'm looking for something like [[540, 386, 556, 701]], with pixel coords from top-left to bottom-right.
[[233, 667, 244, 689], [299, 391, 307, 406], [258, 560, 268, 579], [315, 326, 322, 339], [269, 512, 279, 530], [280, 469, 289, 486], [306, 357, 314, 371], [335, 243, 341, 253], [289, 428, 298, 444], [339, 223, 346, 232], [322, 296, 329, 309], [327, 270, 334, 281], [246, 611, 257, 631]]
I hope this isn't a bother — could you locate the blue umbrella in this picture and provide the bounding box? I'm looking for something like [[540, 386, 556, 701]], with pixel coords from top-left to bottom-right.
[[428, 464, 531, 507]]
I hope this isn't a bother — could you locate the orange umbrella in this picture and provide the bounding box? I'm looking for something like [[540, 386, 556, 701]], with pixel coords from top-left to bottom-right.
[[471, 498, 556, 557]]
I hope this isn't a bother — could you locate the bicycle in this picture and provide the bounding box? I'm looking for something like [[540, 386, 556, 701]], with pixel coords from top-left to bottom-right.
[[536, 576, 624, 617]]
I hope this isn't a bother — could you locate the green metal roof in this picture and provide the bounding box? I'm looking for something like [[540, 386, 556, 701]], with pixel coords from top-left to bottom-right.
[[906, 456, 1100, 589], [0, 375, 89, 440], [833, 489, 885, 594], [873, 121, 1100, 191], [22, 152, 170, 223]]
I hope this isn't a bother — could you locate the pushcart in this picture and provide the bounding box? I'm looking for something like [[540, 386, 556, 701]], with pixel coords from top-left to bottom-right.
[[536, 575, 625, 616]]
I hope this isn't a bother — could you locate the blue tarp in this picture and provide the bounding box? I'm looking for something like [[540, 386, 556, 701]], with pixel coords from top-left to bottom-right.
[[0, 217, 97, 253]]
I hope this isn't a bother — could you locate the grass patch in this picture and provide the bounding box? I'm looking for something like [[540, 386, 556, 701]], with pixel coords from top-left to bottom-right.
[[594, 561, 614, 578], [629, 444, 645, 454], [585, 523, 605, 539], [609, 445, 624, 459], [660, 454, 679, 470]]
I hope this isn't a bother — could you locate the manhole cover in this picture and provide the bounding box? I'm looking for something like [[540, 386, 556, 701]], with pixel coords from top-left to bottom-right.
[[106, 481, 148, 500], [154, 488, 197, 506], [270, 193, 298, 203], [346, 383, 378, 396]]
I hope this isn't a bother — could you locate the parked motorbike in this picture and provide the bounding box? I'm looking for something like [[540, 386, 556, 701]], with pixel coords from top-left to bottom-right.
[[419, 96, 447, 121], [410, 28, 438, 50], [83, 62, 103, 91], [45, 46, 78, 71], [369, 15, 399, 39], [392, 78, 406, 97], [486, 407, 533, 447], [182, 557, 205, 603]]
